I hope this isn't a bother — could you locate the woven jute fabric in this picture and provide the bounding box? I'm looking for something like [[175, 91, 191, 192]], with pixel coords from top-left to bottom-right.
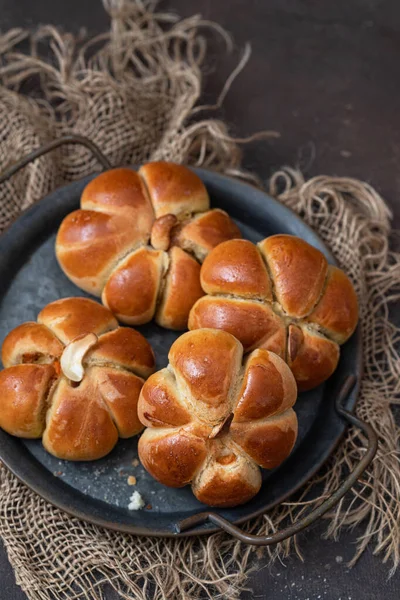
[[0, 2, 399, 599]]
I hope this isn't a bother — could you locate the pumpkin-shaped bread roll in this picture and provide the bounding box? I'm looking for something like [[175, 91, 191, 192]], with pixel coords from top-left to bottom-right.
[[0, 298, 155, 461], [138, 329, 298, 507], [189, 235, 358, 391], [56, 163, 241, 329]]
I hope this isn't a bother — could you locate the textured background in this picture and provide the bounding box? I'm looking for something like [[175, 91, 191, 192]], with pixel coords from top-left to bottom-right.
[[0, 1, 399, 599]]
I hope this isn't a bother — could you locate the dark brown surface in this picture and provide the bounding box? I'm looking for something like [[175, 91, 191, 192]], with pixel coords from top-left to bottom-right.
[[0, 1, 399, 599]]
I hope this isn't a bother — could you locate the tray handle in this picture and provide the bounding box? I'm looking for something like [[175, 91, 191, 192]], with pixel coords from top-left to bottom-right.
[[0, 134, 112, 184], [176, 374, 378, 545]]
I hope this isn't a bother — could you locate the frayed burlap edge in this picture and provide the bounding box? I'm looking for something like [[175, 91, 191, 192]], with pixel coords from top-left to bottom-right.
[[0, 2, 399, 599]]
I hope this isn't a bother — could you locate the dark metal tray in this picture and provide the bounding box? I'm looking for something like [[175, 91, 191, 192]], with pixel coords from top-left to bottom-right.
[[0, 137, 377, 545]]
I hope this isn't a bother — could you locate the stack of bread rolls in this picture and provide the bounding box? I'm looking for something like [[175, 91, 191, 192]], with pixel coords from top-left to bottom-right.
[[0, 163, 360, 507], [56, 163, 240, 329], [0, 298, 155, 460]]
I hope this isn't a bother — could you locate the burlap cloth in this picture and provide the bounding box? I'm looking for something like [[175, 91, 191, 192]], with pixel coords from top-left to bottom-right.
[[0, 2, 399, 599]]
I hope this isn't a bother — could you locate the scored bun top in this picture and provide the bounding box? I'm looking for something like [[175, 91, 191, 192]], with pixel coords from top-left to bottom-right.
[[0, 297, 155, 461], [189, 235, 358, 391], [56, 162, 241, 329], [139, 162, 209, 218], [138, 328, 298, 507]]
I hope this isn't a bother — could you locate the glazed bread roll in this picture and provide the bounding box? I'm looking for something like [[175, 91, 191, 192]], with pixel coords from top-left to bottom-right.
[[189, 235, 358, 391], [56, 163, 241, 329], [138, 329, 298, 507], [0, 298, 155, 461]]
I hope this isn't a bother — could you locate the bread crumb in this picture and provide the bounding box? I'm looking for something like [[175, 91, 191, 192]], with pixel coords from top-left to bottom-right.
[[128, 491, 145, 510], [335, 555, 343, 563], [132, 458, 139, 467], [145, 504, 152, 510], [127, 476, 137, 486]]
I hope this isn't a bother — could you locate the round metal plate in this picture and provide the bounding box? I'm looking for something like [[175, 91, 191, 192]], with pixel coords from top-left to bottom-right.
[[0, 168, 362, 537]]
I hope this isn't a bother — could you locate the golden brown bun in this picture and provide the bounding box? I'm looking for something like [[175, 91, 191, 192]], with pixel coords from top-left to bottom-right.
[[42, 373, 120, 461], [102, 247, 165, 325], [86, 327, 155, 379], [38, 297, 118, 344], [230, 411, 298, 469], [258, 235, 328, 318], [2, 323, 63, 368], [90, 366, 144, 438], [139, 161, 209, 218], [192, 440, 262, 507], [0, 298, 155, 461], [155, 246, 204, 330], [189, 235, 358, 390], [138, 424, 209, 487], [56, 163, 241, 329], [188, 296, 286, 357], [56, 209, 145, 296], [169, 328, 242, 424], [138, 369, 192, 428], [175, 209, 242, 262], [287, 325, 340, 392], [0, 364, 57, 438], [306, 266, 359, 344], [234, 349, 297, 421], [138, 328, 297, 507], [200, 238, 272, 299], [81, 168, 154, 224]]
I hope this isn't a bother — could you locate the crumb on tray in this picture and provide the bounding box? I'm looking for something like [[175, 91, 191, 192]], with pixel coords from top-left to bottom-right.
[[127, 475, 137, 486], [128, 491, 145, 511], [132, 458, 139, 467]]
